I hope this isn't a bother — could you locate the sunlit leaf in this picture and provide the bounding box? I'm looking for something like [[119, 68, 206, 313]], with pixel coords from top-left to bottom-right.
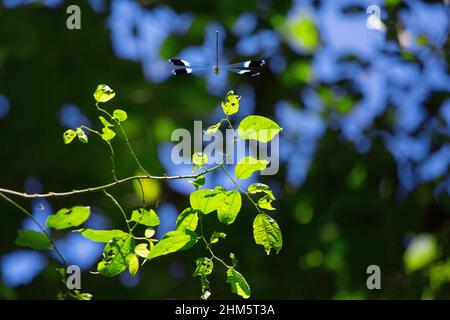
[[101, 127, 116, 141], [192, 152, 208, 171], [404, 234, 439, 273], [206, 121, 222, 135], [97, 235, 135, 277], [226, 267, 251, 299], [147, 230, 198, 260], [230, 253, 238, 268], [113, 109, 127, 122], [130, 208, 160, 227], [248, 183, 275, 199], [235, 156, 269, 179], [63, 129, 77, 144], [253, 214, 283, 255], [190, 187, 225, 214], [217, 190, 242, 225], [76, 127, 88, 143], [128, 254, 139, 276], [237, 115, 281, 143], [135, 243, 150, 258], [210, 231, 226, 244], [258, 195, 276, 211], [99, 116, 113, 128], [15, 230, 51, 250], [77, 229, 128, 242], [144, 228, 155, 239], [94, 84, 115, 103], [193, 257, 214, 277], [46, 206, 91, 230], [176, 207, 199, 232], [221, 91, 241, 116]]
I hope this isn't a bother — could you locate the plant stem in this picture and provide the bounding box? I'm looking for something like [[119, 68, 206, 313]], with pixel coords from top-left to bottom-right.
[[103, 190, 131, 232], [0, 164, 223, 199], [0, 192, 68, 266]]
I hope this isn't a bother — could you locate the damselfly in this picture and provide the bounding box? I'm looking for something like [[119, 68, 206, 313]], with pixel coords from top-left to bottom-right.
[[169, 31, 265, 77]]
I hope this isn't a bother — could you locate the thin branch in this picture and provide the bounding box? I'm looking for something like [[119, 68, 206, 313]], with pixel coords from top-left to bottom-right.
[[0, 192, 68, 266], [103, 190, 131, 232], [0, 164, 223, 199]]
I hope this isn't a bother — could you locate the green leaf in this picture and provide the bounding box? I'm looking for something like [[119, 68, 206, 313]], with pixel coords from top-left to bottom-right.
[[253, 214, 283, 255], [97, 235, 135, 277], [206, 121, 222, 135], [190, 187, 225, 214], [200, 276, 211, 300], [144, 228, 155, 239], [210, 231, 226, 244], [258, 195, 276, 211], [221, 91, 241, 116], [248, 183, 275, 199], [77, 229, 128, 242], [113, 109, 127, 122], [130, 208, 160, 227], [94, 84, 115, 103], [235, 156, 269, 179], [226, 268, 251, 299], [76, 128, 88, 143], [46, 206, 91, 230], [135, 243, 150, 258], [404, 234, 439, 273], [192, 152, 208, 171], [230, 253, 238, 268], [15, 230, 51, 250], [217, 190, 242, 225], [147, 230, 198, 260], [189, 175, 205, 190], [99, 116, 113, 128], [63, 129, 77, 144], [176, 208, 199, 232], [101, 127, 116, 141], [237, 115, 282, 142], [193, 257, 214, 277], [128, 254, 139, 276]]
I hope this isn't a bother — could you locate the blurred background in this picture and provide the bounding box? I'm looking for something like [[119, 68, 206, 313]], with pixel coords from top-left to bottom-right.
[[0, 0, 449, 299]]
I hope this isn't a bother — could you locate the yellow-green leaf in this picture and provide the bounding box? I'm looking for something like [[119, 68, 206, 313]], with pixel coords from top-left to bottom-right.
[[147, 230, 198, 260], [190, 187, 225, 214], [63, 129, 77, 144], [176, 208, 199, 232], [101, 127, 116, 141], [113, 109, 127, 122], [76, 127, 88, 143], [130, 208, 160, 227], [235, 156, 269, 179], [253, 214, 283, 255], [46, 206, 91, 230], [221, 91, 241, 116], [226, 268, 251, 299], [94, 84, 115, 103], [135, 243, 150, 258], [128, 254, 139, 276], [77, 229, 128, 242], [217, 190, 242, 225], [237, 115, 282, 142]]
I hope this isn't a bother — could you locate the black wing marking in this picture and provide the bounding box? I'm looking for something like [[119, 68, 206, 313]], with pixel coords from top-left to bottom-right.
[[225, 60, 266, 69], [172, 68, 193, 75], [227, 68, 261, 77]]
